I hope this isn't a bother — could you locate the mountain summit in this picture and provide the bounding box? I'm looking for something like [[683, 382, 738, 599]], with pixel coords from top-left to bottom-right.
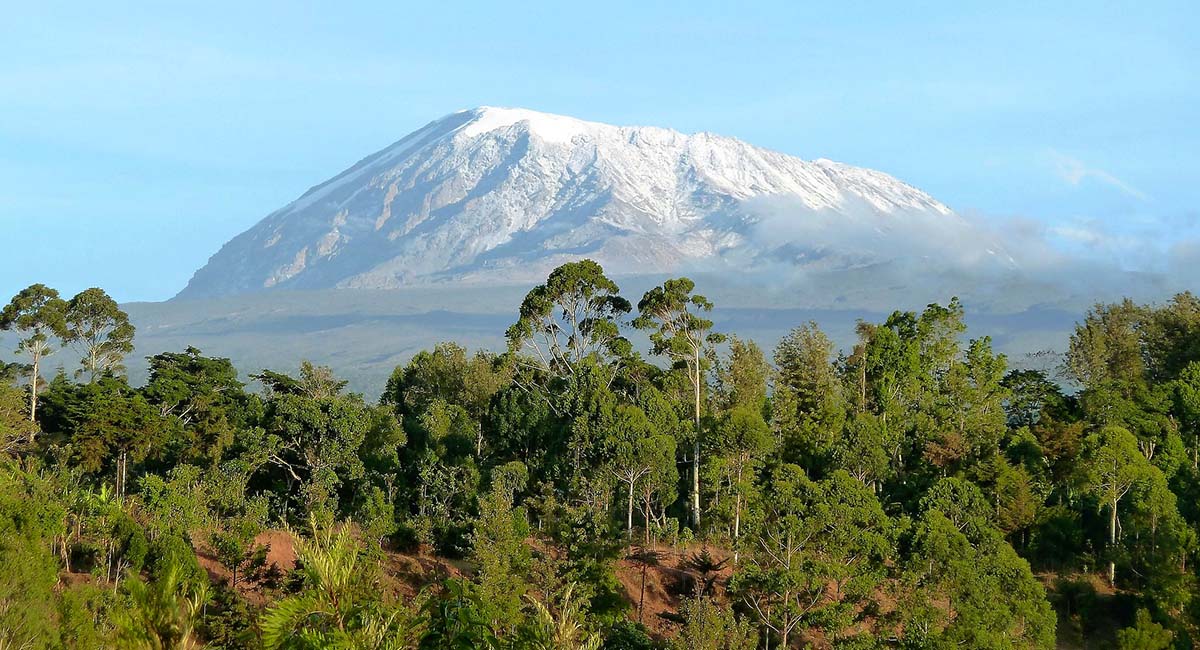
[[178, 107, 958, 299]]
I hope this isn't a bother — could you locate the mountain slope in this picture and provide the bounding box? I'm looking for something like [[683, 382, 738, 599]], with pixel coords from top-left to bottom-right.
[[178, 107, 958, 299]]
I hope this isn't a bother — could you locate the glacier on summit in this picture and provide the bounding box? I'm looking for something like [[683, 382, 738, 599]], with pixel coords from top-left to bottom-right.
[[178, 107, 969, 299]]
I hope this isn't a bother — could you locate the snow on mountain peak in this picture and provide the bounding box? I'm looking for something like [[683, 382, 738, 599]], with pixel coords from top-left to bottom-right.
[[455, 106, 603, 144], [177, 107, 962, 299]]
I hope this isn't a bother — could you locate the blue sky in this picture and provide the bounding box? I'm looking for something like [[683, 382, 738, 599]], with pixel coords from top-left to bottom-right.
[[1, 1, 1196, 302]]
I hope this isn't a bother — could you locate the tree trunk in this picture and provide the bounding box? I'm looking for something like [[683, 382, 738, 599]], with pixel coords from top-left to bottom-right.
[[1108, 497, 1118, 586], [692, 353, 702, 530], [639, 562, 647, 624], [734, 490, 743, 566], [29, 351, 39, 428], [116, 449, 128, 500], [644, 494, 652, 545], [627, 479, 635, 539]]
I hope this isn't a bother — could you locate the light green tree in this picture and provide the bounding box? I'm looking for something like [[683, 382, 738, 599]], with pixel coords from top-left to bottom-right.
[[260, 521, 411, 649], [471, 461, 532, 634], [1079, 426, 1155, 585], [113, 561, 210, 650], [1116, 609, 1173, 650]]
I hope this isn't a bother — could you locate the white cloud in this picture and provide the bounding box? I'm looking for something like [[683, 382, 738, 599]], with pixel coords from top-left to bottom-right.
[[1049, 150, 1149, 201]]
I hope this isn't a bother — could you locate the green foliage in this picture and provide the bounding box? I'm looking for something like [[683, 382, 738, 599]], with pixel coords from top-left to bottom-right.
[[901, 510, 1056, 649], [506, 259, 633, 377], [516, 583, 603, 650], [669, 595, 757, 650], [113, 560, 210, 650], [10, 271, 1200, 648], [471, 462, 532, 632], [260, 520, 412, 649], [418, 579, 500, 650], [0, 465, 63, 649], [2, 283, 69, 425], [64, 287, 135, 381], [1116, 609, 1174, 650], [0, 379, 29, 455]]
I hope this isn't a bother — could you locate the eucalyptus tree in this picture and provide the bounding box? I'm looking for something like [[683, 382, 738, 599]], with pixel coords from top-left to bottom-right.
[[634, 277, 723, 529], [64, 287, 135, 382], [506, 260, 632, 386], [604, 403, 676, 540], [1, 284, 68, 428], [711, 407, 773, 562], [1079, 426, 1155, 585]]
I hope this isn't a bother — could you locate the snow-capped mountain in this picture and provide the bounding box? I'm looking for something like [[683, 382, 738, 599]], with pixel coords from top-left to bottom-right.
[[178, 107, 963, 299]]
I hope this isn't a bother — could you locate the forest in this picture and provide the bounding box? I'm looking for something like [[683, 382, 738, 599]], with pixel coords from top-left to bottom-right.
[[2, 259, 1199, 649]]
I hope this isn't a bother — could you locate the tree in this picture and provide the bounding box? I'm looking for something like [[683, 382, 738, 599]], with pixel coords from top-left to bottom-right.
[[1002, 369, 1067, 428], [210, 495, 269, 589], [669, 595, 757, 650], [143, 347, 249, 466], [517, 583, 602, 650], [64, 287, 135, 382], [634, 277, 723, 529], [1116, 609, 1173, 650], [902, 510, 1055, 649], [471, 462, 532, 633], [772, 322, 844, 467], [1079, 426, 1155, 585], [733, 466, 894, 648], [418, 579, 501, 650], [1, 284, 68, 429], [711, 407, 772, 562], [715, 337, 769, 414], [506, 260, 632, 381], [67, 377, 166, 499], [383, 343, 510, 458], [0, 380, 28, 456], [604, 404, 675, 541]]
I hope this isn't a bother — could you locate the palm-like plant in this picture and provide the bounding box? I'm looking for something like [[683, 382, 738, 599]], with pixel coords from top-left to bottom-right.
[[520, 583, 602, 650], [113, 561, 210, 650], [260, 520, 411, 650]]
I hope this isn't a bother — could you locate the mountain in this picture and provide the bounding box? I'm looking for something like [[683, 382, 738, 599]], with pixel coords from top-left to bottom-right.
[[177, 107, 963, 299]]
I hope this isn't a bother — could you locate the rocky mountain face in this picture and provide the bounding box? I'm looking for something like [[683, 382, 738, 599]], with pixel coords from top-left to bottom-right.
[[178, 107, 960, 299]]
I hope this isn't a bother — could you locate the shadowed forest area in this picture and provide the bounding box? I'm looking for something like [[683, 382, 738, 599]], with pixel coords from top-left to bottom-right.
[[3, 260, 1199, 649]]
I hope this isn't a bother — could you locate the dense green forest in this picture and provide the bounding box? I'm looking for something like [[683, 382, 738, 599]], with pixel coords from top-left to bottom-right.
[[3, 260, 1200, 649]]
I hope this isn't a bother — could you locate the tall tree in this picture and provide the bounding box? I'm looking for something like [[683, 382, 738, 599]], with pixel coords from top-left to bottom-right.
[[711, 407, 772, 563], [64, 287, 135, 382], [634, 277, 723, 529], [57, 376, 166, 498], [506, 260, 632, 381], [772, 322, 844, 468], [471, 461, 532, 633], [1079, 426, 1155, 585], [604, 404, 675, 541], [1, 284, 68, 430]]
